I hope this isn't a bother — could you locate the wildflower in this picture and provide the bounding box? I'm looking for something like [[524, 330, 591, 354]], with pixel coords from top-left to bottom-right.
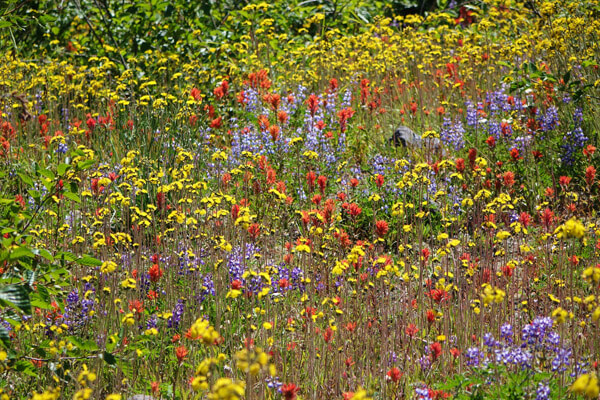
[[208, 378, 245, 400], [426, 310, 436, 323], [583, 144, 596, 158], [540, 208, 554, 230], [269, 125, 280, 141], [247, 223, 260, 240], [375, 174, 384, 188], [559, 176, 572, 188], [430, 342, 442, 361], [149, 264, 163, 282], [190, 319, 220, 345], [486, 135, 496, 148], [306, 94, 319, 116], [176, 346, 188, 363], [571, 374, 599, 399], [386, 367, 403, 383], [585, 165, 596, 186], [281, 383, 300, 400], [375, 220, 389, 237], [503, 171, 515, 187], [405, 323, 419, 337], [555, 218, 586, 239], [317, 175, 327, 194]]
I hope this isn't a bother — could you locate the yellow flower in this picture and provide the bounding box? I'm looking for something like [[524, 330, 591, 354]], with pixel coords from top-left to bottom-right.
[[552, 307, 569, 324], [105, 395, 122, 400], [120, 278, 136, 289], [101, 261, 117, 274], [208, 378, 245, 400], [190, 318, 220, 345], [571, 374, 600, 399], [556, 218, 586, 239]]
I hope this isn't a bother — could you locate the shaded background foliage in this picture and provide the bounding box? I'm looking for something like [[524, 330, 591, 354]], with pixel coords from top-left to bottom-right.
[[0, 0, 443, 64]]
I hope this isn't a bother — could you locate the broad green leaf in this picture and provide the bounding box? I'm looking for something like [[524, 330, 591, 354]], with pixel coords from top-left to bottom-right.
[[0, 285, 31, 314], [9, 246, 34, 261], [63, 192, 81, 204], [67, 336, 99, 352], [77, 255, 102, 267], [18, 173, 33, 187], [103, 351, 117, 365]]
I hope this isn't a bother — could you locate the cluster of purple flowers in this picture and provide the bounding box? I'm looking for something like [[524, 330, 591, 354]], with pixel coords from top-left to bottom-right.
[[561, 108, 587, 165], [62, 285, 95, 332], [440, 117, 465, 151], [465, 317, 579, 399]]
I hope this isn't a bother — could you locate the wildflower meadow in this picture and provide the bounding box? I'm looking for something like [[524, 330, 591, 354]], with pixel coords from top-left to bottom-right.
[[1, 0, 600, 399]]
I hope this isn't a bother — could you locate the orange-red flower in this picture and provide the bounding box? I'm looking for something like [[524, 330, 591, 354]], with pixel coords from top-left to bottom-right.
[[175, 346, 188, 363], [375, 220, 389, 237]]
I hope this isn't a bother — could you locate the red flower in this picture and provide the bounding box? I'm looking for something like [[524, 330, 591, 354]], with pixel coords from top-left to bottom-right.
[[405, 323, 419, 337], [269, 125, 280, 141], [323, 327, 333, 343], [426, 309, 436, 323], [509, 147, 520, 161], [175, 346, 188, 362], [503, 171, 515, 187], [156, 191, 166, 211], [430, 342, 442, 361], [519, 212, 531, 227], [210, 116, 222, 129], [387, 367, 403, 383], [149, 264, 164, 283], [583, 144, 596, 158], [375, 174, 384, 188], [317, 175, 327, 194], [306, 94, 319, 117], [190, 87, 201, 101], [468, 148, 477, 167], [427, 288, 450, 304], [485, 136, 495, 148], [231, 279, 242, 290], [231, 204, 239, 220], [247, 223, 260, 240], [306, 171, 317, 192], [281, 383, 300, 400], [347, 203, 362, 217], [128, 299, 144, 316], [455, 158, 465, 172], [559, 175, 572, 188], [421, 248, 430, 262], [541, 208, 554, 230], [375, 220, 389, 237], [586, 165, 596, 186], [278, 278, 289, 289]]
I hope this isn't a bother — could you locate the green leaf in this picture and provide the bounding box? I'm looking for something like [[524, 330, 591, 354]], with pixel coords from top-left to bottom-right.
[[77, 160, 95, 170], [63, 192, 81, 204], [9, 246, 34, 261], [0, 324, 9, 347], [563, 70, 571, 85], [18, 173, 33, 187], [37, 249, 54, 262], [0, 285, 31, 314], [67, 336, 99, 352], [77, 255, 102, 267], [57, 164, 70, 176], [15, 360, 38, 377], [103, 351, 117, 365], [55, 251, 77, 262]]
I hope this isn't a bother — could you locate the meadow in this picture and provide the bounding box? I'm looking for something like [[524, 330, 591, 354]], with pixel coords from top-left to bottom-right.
[[1, 0, 600, 398]]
